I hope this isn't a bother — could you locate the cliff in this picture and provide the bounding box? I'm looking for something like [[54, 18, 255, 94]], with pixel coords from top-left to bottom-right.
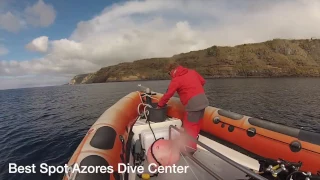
[[69, 38, 320, 85]]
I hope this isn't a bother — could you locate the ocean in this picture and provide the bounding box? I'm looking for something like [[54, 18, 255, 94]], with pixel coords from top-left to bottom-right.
[[1, 78, 320, 180]]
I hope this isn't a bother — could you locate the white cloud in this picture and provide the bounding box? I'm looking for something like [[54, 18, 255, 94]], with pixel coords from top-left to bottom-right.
[[24, 0, 56, 27], [0, 44, 9, 56], [0, 11, 23, 32], [25, 36, 49, 53], [1, 0, 320, 89]]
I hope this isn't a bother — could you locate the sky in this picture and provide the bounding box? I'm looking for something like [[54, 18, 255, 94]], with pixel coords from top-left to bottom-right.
[[0, 0, 320, 90]]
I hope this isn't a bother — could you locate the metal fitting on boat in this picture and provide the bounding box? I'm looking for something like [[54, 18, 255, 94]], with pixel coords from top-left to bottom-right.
[[213, 117, 220, 124], [302, 171, 312, 179], [291, 165, 300, 171], [289, 140, 302, 152], [247, 127, 256, 137], [266, 165, 273, 172], [272, 166, 285, 177], [280, 164, 288, 172]]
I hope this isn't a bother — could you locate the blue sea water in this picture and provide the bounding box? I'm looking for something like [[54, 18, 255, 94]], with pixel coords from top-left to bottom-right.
[[0, 78, 320, 180]]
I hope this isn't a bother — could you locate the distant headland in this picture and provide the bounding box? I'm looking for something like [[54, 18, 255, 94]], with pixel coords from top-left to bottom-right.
[[69, 38, 320, 85]]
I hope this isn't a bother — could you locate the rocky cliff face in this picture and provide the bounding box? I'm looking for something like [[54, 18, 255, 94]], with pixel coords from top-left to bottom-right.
[[69, 38, 320, 84], [69, 74, 90, 85]]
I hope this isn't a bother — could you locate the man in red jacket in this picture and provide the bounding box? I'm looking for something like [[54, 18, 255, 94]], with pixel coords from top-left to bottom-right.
[[157, 62, 209, 153]]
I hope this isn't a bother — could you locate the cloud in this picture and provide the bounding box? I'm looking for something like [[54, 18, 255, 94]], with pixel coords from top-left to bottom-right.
[[24, 0, 56, 27], [0, 12, 23, 32], [0, 0, 56, 33], [0, 44, 9, 56], [25, 36, 49, 53], [1, 0, 320, 89]]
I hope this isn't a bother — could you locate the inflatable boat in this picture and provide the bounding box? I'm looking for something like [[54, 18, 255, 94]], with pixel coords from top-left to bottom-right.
[[63, 84, 320, 180]]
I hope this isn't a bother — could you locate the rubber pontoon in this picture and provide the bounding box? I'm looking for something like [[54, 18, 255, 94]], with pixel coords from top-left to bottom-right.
[[63, 85, 320, 180]]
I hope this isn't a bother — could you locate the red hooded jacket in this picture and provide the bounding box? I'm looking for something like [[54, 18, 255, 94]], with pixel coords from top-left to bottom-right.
[[157, 66, 208, 110]]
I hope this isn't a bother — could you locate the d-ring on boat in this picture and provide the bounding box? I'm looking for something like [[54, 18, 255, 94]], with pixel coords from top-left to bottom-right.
[[63, 84, 320, 180]]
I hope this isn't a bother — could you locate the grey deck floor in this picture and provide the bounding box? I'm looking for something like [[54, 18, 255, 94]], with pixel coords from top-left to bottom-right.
[[133, 149, 250, 180]]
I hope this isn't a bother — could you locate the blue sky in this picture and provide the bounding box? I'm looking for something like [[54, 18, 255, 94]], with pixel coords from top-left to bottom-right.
[[0, 0, 320, 90], [0, 0, 121, 61]]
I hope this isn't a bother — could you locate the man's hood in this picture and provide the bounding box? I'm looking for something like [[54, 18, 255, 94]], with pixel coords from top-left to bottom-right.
[[170, 66, 188, 78]]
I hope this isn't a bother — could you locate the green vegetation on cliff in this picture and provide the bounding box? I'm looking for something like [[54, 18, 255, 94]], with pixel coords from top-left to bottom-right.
[[69, 38, 320, 84]]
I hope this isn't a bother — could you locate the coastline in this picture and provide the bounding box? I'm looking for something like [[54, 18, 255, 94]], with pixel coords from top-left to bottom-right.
[[67, 76, 320, 85], [68, 39, 320, 85]]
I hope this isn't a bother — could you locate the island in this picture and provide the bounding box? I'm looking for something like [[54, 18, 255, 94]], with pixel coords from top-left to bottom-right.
[[69, 38, 320, 85]]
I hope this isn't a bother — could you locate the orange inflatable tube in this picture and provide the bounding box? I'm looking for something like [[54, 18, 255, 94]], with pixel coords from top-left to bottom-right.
[[63, 91, 143, 180], [153, 93, 320, 175]]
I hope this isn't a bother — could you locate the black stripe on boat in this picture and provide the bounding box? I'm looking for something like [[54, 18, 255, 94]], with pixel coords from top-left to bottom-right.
[[90, 126, 116, 150], [75, 155, 110, 180], [218, 109, 244, 120], [248, 118, 300, 138]]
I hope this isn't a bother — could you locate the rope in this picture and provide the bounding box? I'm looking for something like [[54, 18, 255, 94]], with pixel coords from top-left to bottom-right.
[[137, 102, 151, 120], [148, 120, 157, 140], [137, 91, 153, 119], [137, 91, 159, 103], [141, 93, 159, 101]]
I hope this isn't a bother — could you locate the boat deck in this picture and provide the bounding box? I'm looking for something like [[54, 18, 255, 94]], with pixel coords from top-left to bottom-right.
[[129, 148, 250, 180]]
